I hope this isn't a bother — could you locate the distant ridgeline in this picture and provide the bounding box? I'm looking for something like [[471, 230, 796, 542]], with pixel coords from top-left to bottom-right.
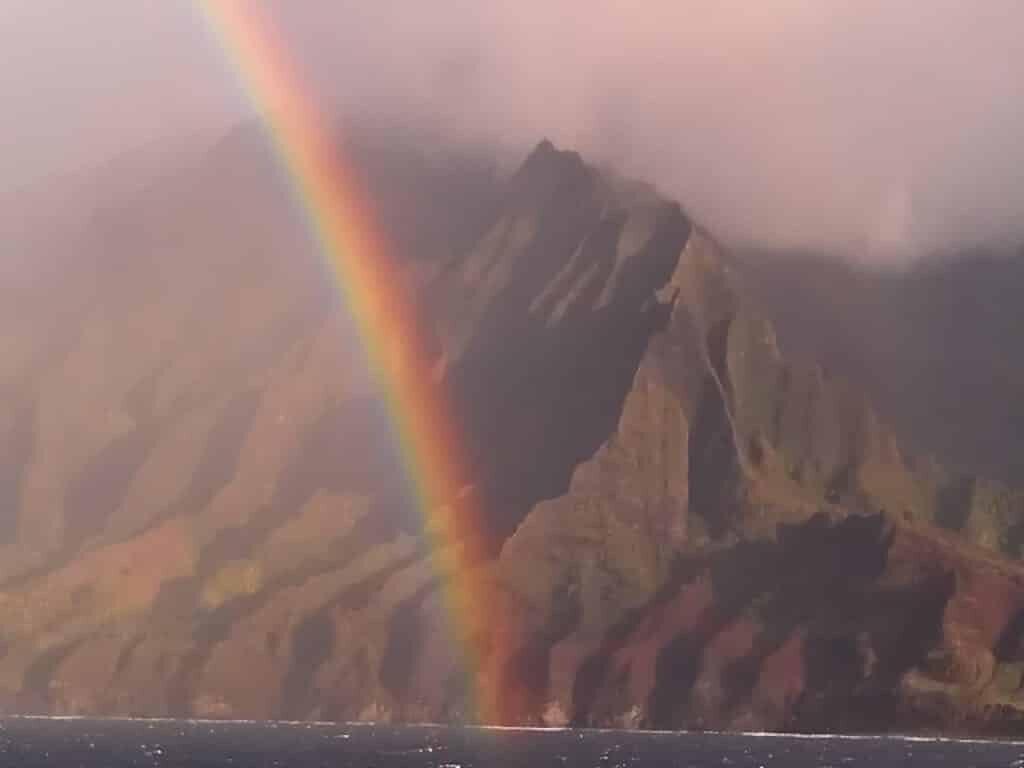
[[3, 128, 1024, 734]]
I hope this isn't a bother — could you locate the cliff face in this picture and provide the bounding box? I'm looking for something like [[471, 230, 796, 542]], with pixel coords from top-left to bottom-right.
[[3, 131, 1024, 734], [741, 250, 1024, 490]]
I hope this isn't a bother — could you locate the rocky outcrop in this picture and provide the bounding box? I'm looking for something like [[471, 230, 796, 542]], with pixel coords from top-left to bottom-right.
[[3, 129, 1024, 734], [566, 513, 1024, 735]]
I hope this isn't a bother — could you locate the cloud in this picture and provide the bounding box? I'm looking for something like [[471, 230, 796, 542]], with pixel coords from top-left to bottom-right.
[[4, 0, 1024, 259], [263, 0, 1024, 259]]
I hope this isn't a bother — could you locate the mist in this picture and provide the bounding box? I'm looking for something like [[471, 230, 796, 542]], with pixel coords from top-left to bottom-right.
[[4, 0, 1024, 260]]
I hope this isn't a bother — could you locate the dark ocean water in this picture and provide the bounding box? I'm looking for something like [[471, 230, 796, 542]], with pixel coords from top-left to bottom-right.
[[2, 718, 1024, 768]]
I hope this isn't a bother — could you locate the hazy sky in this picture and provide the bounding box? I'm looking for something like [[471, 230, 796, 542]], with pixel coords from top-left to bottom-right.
[[4, 1, 1024, 257], [0, 1, 237, 188]]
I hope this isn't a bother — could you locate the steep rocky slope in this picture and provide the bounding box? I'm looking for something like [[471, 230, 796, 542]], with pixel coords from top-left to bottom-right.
[[3, 130, 1024, 734], [740, 249, 1024, 487]]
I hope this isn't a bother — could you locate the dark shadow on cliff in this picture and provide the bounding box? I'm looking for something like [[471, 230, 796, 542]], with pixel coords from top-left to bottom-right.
[[647, 514, 893, 727], [0, 402, 35, 543], [568, 512, 952, 729], [796, 567, 954, 733], [687, 370, 743, 538], [443, 142, 692, 546]]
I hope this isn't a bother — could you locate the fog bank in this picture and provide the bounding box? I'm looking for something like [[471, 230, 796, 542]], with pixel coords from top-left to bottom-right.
[[4, 1, 1024, 259]]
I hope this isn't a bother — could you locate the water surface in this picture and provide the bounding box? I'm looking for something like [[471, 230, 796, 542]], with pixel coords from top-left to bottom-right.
[[2, 717, 1023, 767]]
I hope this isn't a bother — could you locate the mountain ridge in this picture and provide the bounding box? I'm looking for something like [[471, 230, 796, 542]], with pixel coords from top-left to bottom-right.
[[3, 130, 1024, 733]]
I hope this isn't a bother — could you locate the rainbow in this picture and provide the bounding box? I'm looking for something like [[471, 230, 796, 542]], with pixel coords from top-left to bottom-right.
[[196, 1, 501, 722]]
